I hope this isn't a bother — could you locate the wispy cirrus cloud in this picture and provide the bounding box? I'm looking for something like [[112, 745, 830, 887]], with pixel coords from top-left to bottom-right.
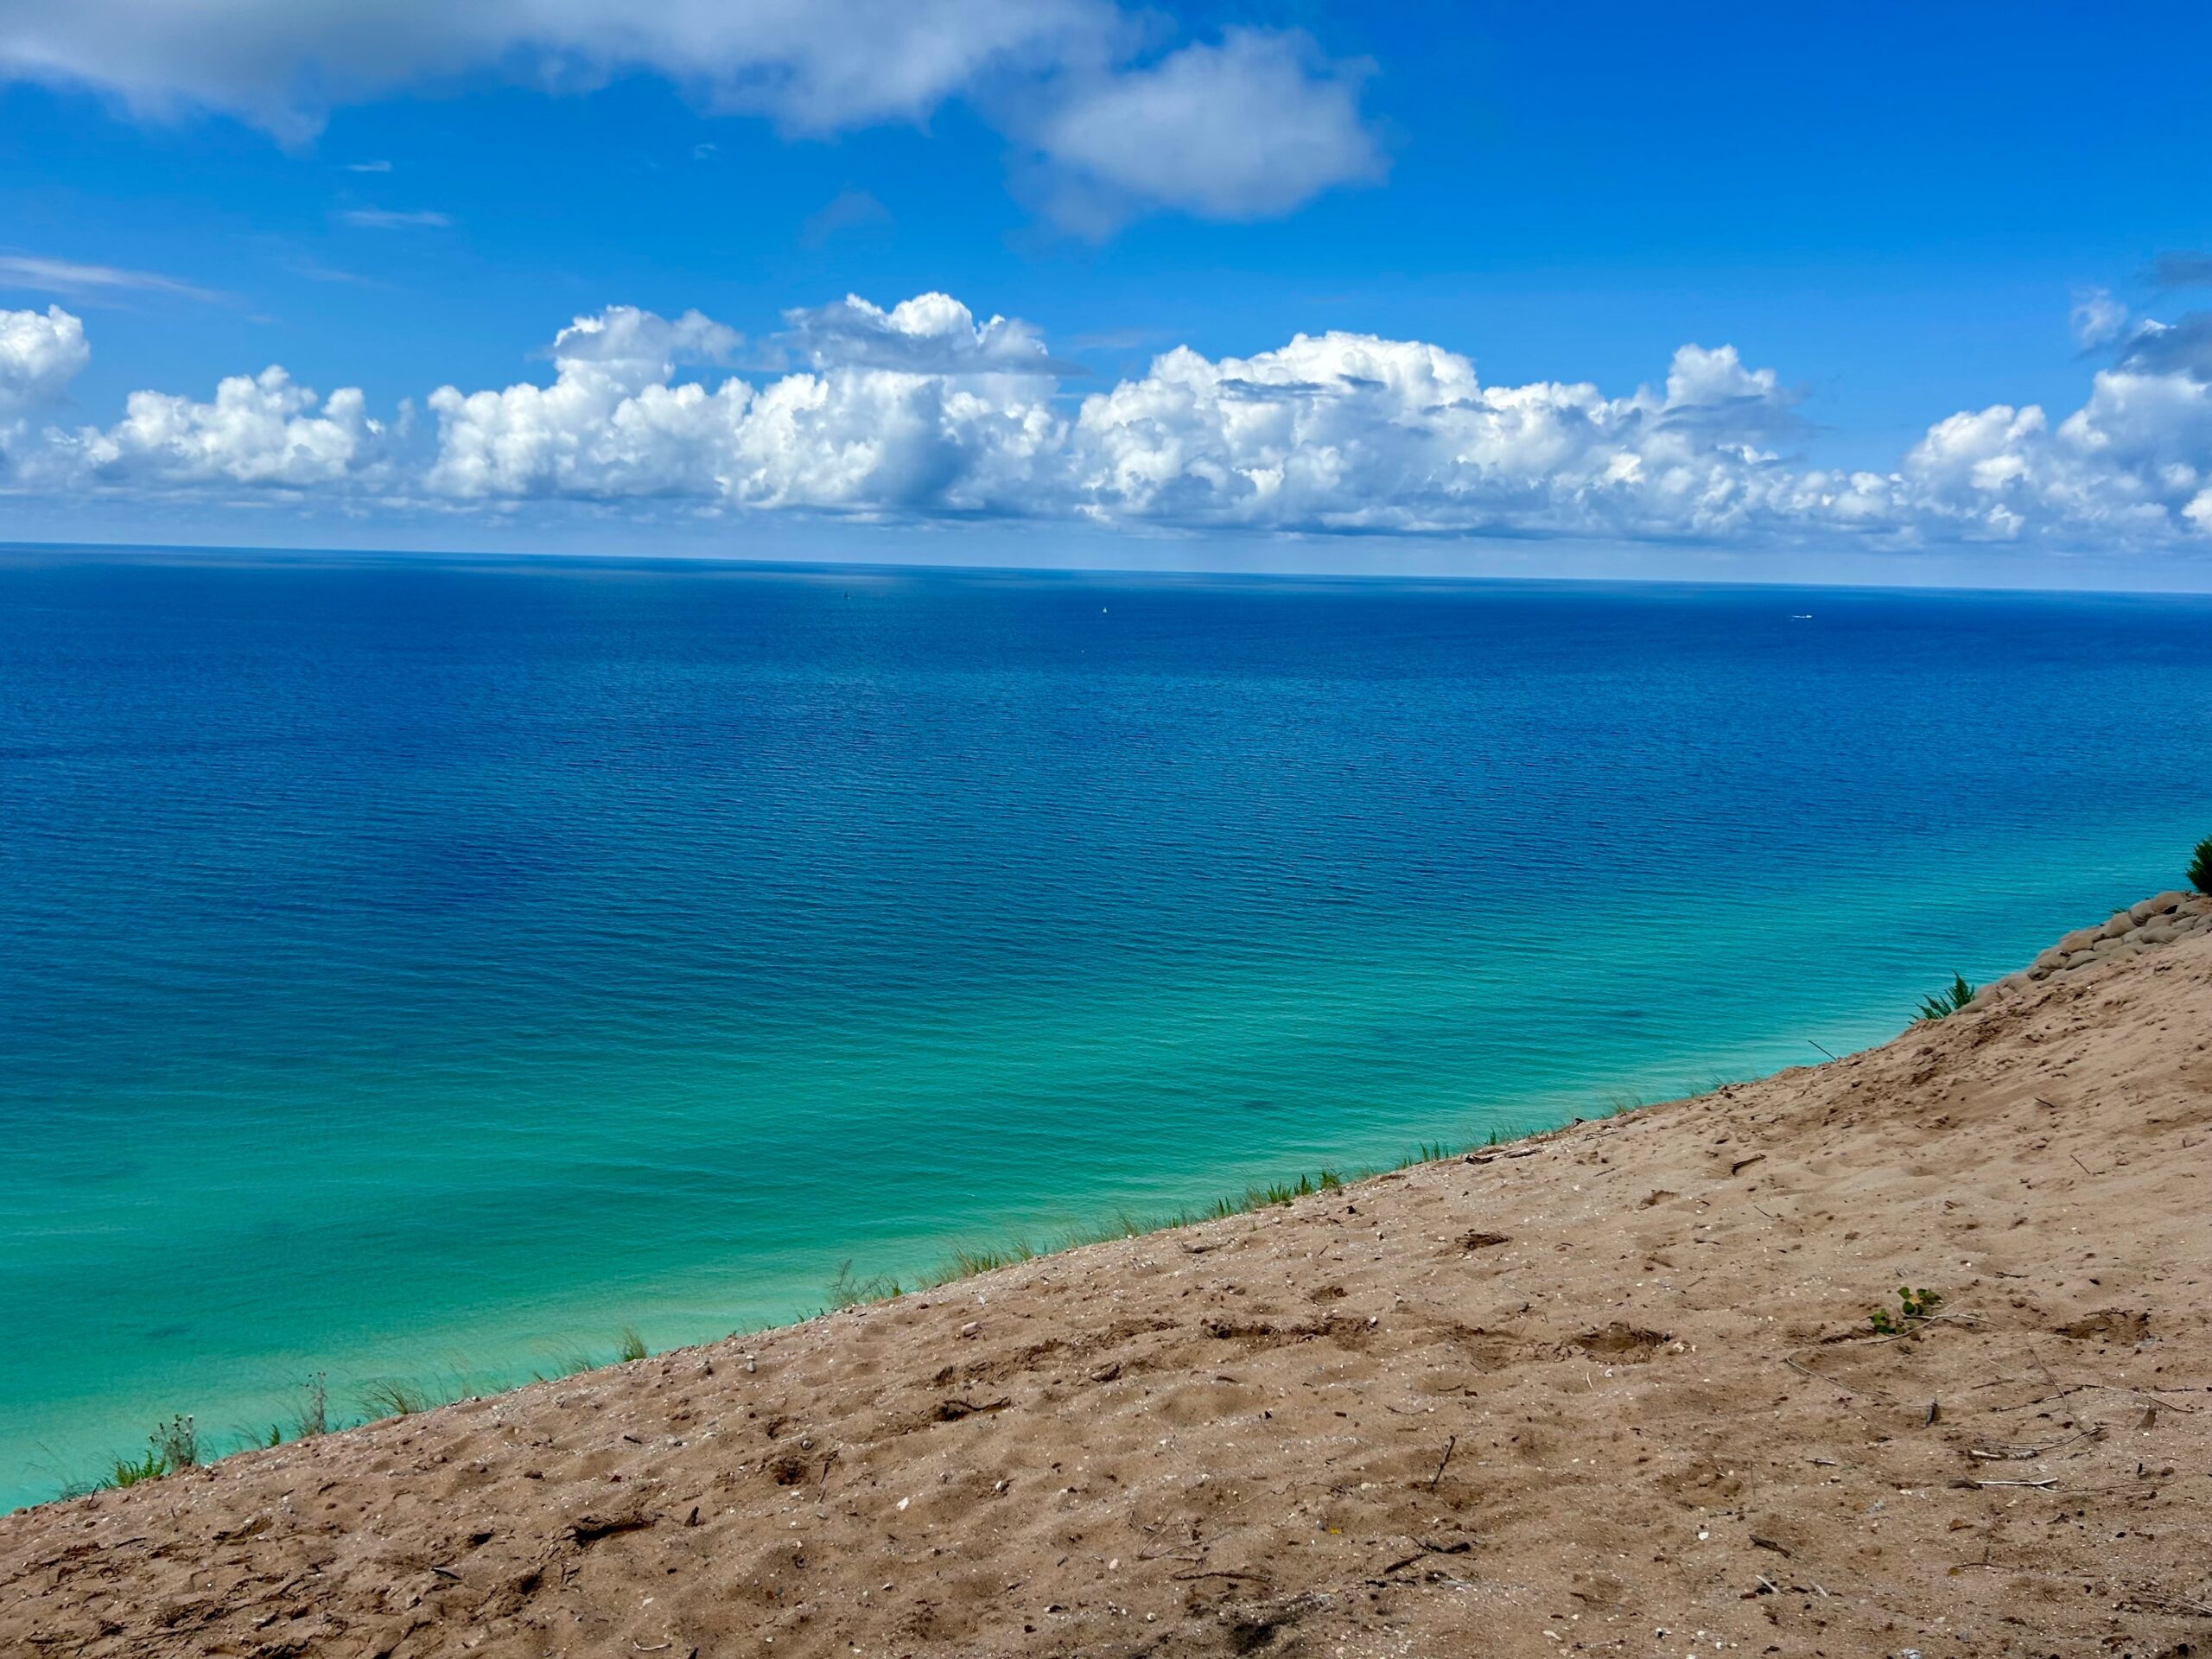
[[336, 208, 453, 230], [2070, 287, 2130, 350], [799, 188, 893, 250], [0, 253, 224, 304], [283, 255, 380, 288]]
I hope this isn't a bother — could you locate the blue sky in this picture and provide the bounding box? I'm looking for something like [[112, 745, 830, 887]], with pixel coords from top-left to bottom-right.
[[3, 1, 2211, 586]]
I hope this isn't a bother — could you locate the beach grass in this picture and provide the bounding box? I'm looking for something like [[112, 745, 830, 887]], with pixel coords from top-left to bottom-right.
[[77, 1415, 198, 1495], [296, 1373, 328, 1439], [532, 1351, 599, 1382], [100, 1448, 168, 1490], [1914, 972, 1978, 1021], [152, 1414, 198, 1471], [360, 1380, 438, 1420], [828, 1263, 906, 1308]]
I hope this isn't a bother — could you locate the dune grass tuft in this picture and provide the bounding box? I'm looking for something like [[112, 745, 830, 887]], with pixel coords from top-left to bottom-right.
[[150, 1414, 197, 1471], [532, 1351, 598, 1382], [1230, 1170, 1346, 1213], [87, 1414, 199, 1492], [360, 1380, 435, 1420], [925, 1239, 1039, 1287], [617, 1326, 648, 1363], [1915, 972, 1977, 1022], [826, 1262, 906, 1310], [296, 1372, 328, 1440], [101, 1447, 168, 1490]]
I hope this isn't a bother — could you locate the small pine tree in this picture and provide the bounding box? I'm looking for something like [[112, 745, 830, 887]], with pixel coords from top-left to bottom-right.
[[2190, 834, 2212, 897]]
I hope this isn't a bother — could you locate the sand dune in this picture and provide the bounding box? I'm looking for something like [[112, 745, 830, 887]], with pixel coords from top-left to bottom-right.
[[5, 898, 2210, 1658]]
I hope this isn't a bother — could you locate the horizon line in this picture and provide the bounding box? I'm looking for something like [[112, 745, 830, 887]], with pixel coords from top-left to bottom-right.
[[7, 537, 2212, 603]]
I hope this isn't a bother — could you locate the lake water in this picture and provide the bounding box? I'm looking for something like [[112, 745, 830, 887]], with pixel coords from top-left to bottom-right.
[[3, 551, 2208, 1508]]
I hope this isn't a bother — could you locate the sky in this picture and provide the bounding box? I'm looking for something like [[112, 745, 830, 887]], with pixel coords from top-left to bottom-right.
[[3, 1, 2212, 587]]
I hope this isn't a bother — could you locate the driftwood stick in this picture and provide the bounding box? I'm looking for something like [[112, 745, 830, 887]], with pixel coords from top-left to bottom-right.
[[1427, 1435, 1458, 1493], [1967, 1427, 2102, 1460], [2027, 1344, 2079, 1433]]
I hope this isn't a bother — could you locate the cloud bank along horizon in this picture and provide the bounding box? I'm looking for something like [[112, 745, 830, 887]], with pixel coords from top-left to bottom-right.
[[3, 288, 2212, 554]]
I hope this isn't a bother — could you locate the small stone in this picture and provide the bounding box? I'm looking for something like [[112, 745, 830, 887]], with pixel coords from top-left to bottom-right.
[[960, 1321, 980, 1339]]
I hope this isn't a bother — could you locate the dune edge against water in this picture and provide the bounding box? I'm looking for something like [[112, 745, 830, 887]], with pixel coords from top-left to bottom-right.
[[3, 897, 2210, 1657]]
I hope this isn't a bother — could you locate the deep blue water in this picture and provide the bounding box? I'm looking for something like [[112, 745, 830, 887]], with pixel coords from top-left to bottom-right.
[[3, 552, 2209, 1508]]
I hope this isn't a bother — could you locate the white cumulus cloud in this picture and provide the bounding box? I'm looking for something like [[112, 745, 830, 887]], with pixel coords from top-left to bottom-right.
[[782, 292, 1071, 375], [1033, 29, 1383, 226], [17, 361, 390, 492], [1898, 351, 2212, 543], [1063, 334, 1803, 534], [425, 296, 1063, 509], [0, 303, 89, 417]]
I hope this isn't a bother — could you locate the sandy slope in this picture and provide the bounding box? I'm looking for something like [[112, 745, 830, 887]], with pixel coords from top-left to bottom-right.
[[5, 902, 2210, 1659]]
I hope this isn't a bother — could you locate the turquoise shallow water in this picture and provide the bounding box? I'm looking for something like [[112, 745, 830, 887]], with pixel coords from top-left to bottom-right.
[[3, 552, 2209, 1508]]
